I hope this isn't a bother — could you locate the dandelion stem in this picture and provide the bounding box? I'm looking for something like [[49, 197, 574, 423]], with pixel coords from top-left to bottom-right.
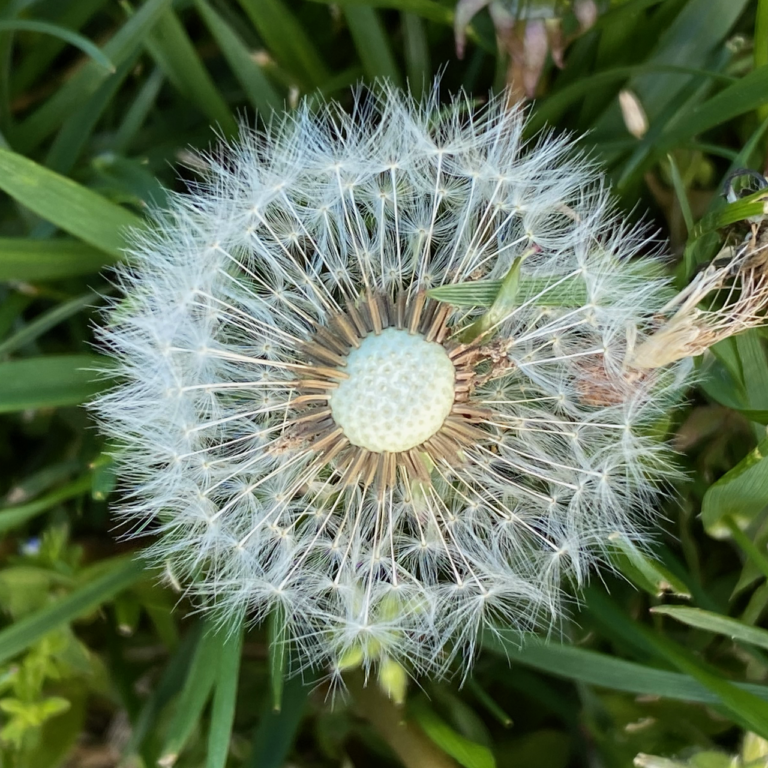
[[347, 675, 457, 768]]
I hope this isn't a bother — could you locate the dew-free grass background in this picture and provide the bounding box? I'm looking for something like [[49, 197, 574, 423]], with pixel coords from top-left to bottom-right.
[[2, 1, 768, 767]]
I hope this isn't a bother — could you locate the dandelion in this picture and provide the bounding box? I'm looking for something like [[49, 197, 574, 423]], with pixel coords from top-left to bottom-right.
[[94, 84, 739, 687]]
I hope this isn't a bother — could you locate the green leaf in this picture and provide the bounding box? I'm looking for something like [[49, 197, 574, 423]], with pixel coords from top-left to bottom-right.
[[652, 606, 768, 652], [428, 275, 589, 308], [0, 475, 92, 535], [456, 247, 537, 342], [0, 292, 100, 358], [159, 619, 222, 767], [195, 0, 282, 116], [308, 0, 452, 25], [609, 534, 692, 599], [658, 65, 768, 153], [0, 20, 114, 72], [723, 516, 768, 583], [402, 12, 430, 99], [529, 64, 735, 135], [206, 624, 244, 768], [268, 606, 286, 712], [248, 675, 310, 768], [15, 0, 172, 152], [0, 354, 109, 413], [0, 557, 144, 666], [145, 10, 237, 136], [411, 701, 496, 768], [633, 624, 768, 738], [666, 154, 694, 234], [482, 630, 768, 706], [343, 6, 401, 86], [701, 435, 768, 538], [0, 149, 142, 258], [0, 239, 112, 280], [236, 0, 329, 88]]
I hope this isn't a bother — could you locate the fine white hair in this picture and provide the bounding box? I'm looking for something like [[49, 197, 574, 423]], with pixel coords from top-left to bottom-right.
[[93, 83, 691, 682]]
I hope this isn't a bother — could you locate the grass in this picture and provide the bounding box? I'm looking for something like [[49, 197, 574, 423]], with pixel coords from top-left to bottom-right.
[[1, 1, 768, 766]]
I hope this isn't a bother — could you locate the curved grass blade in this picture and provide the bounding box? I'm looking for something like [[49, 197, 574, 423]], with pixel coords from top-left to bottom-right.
[[0, 475, 92, 535], [15, 0, 172, 152], [0, 19, 114, 72], [195, 0, 282, 116], [343, 6, 401, 86], [145, 9, 236, 136], [0, 556, 144, 665], [652, 606, 768, 652], [0, 354, 110, 413], [0, 149, 141, 257], [206, 624, 244, 768], [159, 618, 222, 767], [0, 291, 100, 358], [482, 630, 768, 705], [0, 238, 111, 280]]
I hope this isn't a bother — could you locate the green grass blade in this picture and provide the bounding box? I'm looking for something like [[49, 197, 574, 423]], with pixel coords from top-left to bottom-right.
[[0, 292, 99, 357], [0, 238, 110, 280], [0, 475, 92, 535], [402, 12, 430, 98], [308, 0, 452, 25], [45, 55, 139, 175], [701, 435, 768, 538], [657, 65, 768, 154], [723, 516, 768, 582], [482, 630, 768, 705], [609, 534, 691, 599], [268, 606, 286, 712], [206, 625, 244, 768], [15, 0, 172, 152], [112, 66, 165, 154], [0, 19, 114, 72], [0, 149, 141, 257], [145, 9, 237, 136], [652, 606, 768, 652], [343, 6, 401, 86], [235, 0, 329, 88], [248, 675, 310, 768], [633, 625, 768, 738], [410, 700, 496, 768], [159, 619, 222, 767], [195, 0, 282, 116], [0, 354, 109, 413], [666, 154, 694, 234], [0, 556, 144, 665]]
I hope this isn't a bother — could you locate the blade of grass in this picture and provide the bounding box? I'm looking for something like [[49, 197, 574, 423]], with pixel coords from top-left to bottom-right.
[[482, 630, 768, 705], [723, 516, 768, 582], [45, 55, 139, 175], [0, 19, 114, 71], [652, 606, 768, 652], [756, 0, 768, 121], [666, 153, 694, 234], [402, 12, 429, 98], [701, 436, 768, 538], [343, 6, 401, 86], [0, 556, 144, 665], [308, 0, 452, 25], [268, 606, 286, 712], [632, 624, 768, 738], [206, 624, 244, 768], [0, 291, 100, 357], [159, 619, 222, 767], [248, 675, 310, 768], [0, 354, 110, 413], [145, 9, 236, 136], [112, 66, 165, 154], [195, 0, 282, 116], [0, 148, 141, 257], [236, 0, 329, 88], [0, 238, 111, 280], [15, 0, 172, 152], [0, 475, 92, 534]]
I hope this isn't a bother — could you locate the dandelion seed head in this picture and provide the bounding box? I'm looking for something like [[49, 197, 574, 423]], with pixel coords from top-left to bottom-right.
[[93, 82, 718, 682]]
